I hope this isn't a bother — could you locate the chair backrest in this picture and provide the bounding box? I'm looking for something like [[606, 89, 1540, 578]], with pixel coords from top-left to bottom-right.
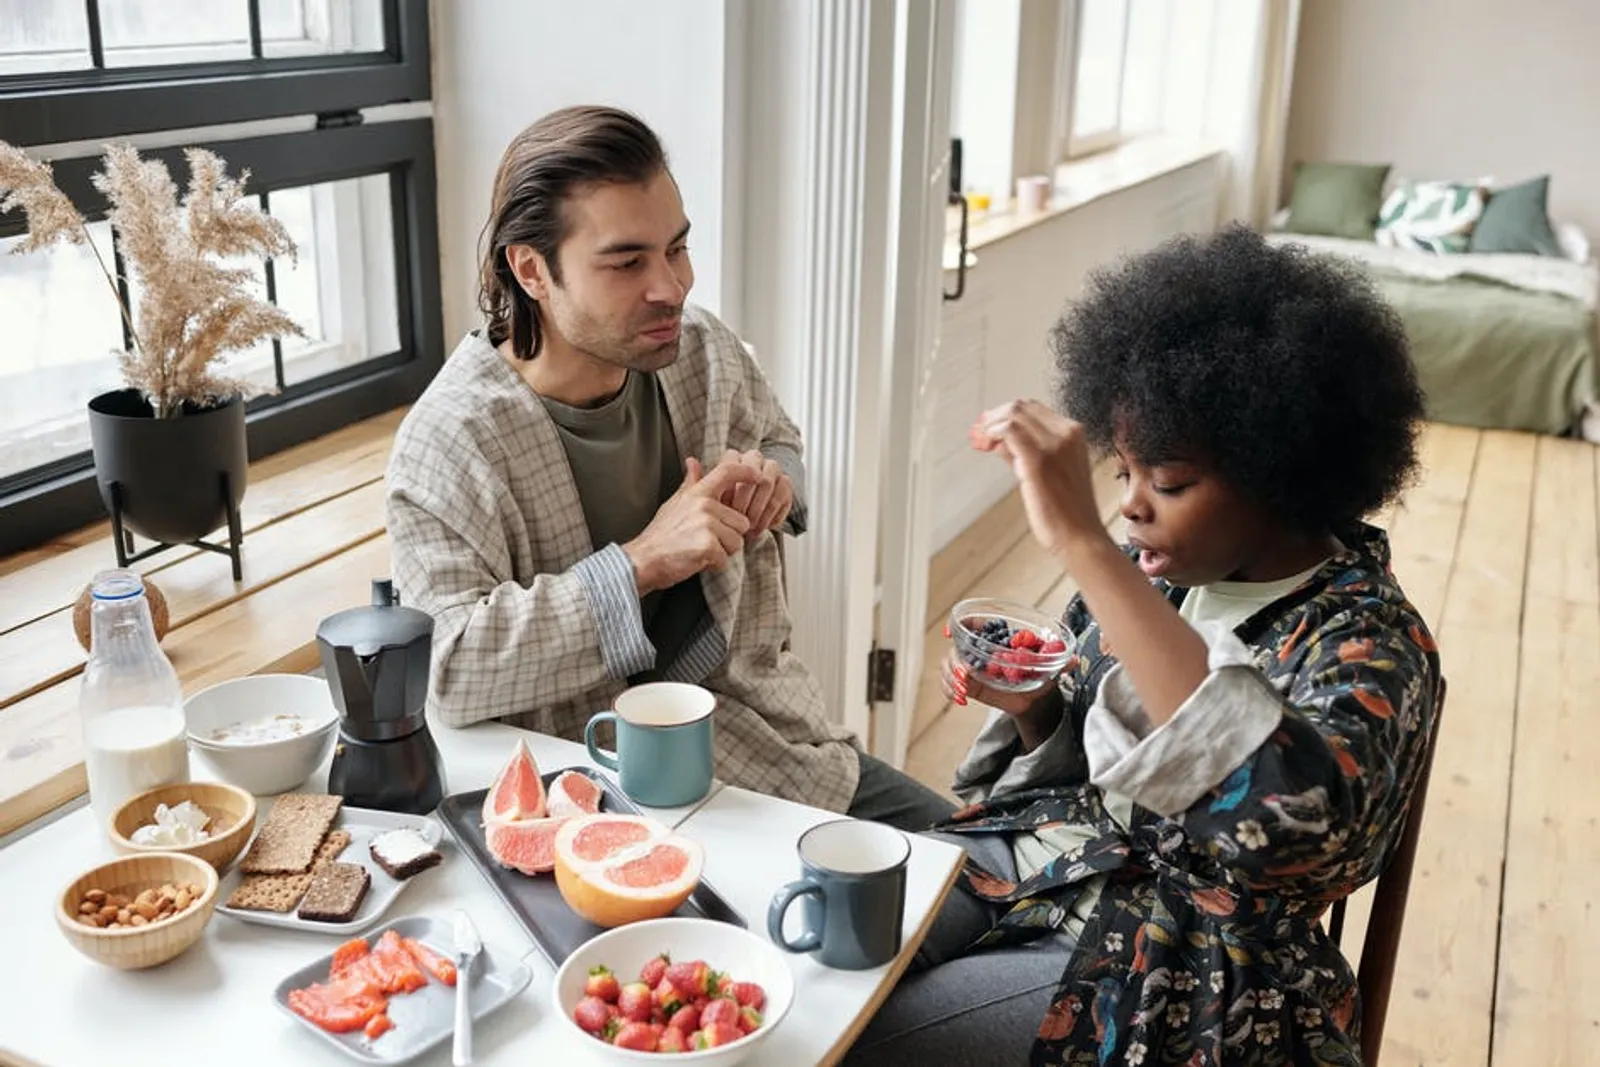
[[1326, 677, 1446, 1067]]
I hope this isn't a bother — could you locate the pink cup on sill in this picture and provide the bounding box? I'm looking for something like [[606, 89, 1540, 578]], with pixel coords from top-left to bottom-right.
[[1016, 175, 1052, 215]]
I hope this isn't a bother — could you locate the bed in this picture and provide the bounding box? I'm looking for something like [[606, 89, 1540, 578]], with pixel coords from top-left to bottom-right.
[[1263, 231, 1600, 442]]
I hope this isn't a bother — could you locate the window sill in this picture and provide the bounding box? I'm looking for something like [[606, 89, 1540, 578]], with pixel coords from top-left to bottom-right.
[[942, 136, 1225, 271]]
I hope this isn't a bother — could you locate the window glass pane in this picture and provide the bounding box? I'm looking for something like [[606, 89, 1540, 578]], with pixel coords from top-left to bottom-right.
[[101, 0, 252, 67], [0, 222, 126, 480], [271, 174, 400, 386], [261, 0, 387, 58], [0, 0, 92, 75], [1119, 0, 1168, 136], [1071, 0, 1128, 143]]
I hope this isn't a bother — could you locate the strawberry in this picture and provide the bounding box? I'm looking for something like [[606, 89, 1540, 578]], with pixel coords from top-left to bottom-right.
[[639, 953, 671, 989], [653, 976, 685, 1017], [692, 1022, 744, 1048], [585, 965, 620, 1003], [612, 1021, 659, 1051], [668, 1002, 702, 1032], [657, 1026, 690, 1052], [715, 973, 734, 996], [617, 982, 654, 1023], [731, 981, 766, 1011], [700, 996, 741, 1031], [573, 995, 613, 1034], [984, 660, 1005, 679], [738, 1005, 764, 1033], [1040, 638, 1068, 654], [666, 960, 717, 999]]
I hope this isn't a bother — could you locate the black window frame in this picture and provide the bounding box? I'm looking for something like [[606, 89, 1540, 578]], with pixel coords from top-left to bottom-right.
[[0, 0, 440, 556]]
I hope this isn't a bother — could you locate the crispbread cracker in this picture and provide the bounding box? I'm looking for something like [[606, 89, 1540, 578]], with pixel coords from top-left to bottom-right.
[[227, 830, 351, 912], [239, 793, 344, 874]]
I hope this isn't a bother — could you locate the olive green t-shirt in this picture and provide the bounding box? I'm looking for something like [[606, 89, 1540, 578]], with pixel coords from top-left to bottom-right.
[[538, 371, 707, 678]]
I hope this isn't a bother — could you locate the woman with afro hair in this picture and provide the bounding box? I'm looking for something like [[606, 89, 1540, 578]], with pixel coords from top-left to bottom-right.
[[847, 225, 1441, 1066]]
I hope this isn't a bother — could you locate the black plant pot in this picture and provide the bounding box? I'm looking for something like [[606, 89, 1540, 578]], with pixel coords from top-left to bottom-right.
[[87, 389, 248, 577]]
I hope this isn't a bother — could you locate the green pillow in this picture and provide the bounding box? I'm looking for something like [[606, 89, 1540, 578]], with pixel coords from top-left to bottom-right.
[[1284, 162, 1392, 240], [1469, 175, 1562, 256]]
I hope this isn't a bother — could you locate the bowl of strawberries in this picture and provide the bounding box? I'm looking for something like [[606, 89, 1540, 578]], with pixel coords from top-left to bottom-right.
[[553, 917, 795, 1063], [949, 597, 1075, 693]]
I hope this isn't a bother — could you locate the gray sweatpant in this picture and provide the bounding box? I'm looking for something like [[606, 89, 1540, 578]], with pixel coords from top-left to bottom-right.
[[842, 831, 1076, 1065]]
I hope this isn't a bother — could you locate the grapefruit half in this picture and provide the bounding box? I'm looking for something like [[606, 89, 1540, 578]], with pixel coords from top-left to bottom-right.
[[546, 770, 603, 819], [553, 814, 704, 928], [482, 738, 546, 825], [485, 816, 572, 875]]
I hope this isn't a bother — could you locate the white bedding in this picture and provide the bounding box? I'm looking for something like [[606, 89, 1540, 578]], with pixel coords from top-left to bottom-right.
[[1264, 232, 1600, 308]]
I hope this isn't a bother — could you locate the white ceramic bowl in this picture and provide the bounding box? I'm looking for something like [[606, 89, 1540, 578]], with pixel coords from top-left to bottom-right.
[[553, 918, 796, 1065], [184, 674, 338, 796]]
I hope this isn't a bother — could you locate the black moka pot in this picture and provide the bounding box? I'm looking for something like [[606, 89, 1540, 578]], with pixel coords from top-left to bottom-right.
[[317, 578, 445, 814]]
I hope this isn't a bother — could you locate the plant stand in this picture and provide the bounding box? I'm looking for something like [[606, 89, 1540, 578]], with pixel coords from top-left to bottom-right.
[[108, 471, 244, 582]]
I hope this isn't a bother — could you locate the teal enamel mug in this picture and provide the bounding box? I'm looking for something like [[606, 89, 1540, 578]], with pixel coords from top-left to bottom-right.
[[584, 682, 715, 808]]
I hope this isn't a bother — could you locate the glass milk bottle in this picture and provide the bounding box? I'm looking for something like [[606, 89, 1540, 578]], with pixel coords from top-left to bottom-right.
[[79, 569, 189, 825]]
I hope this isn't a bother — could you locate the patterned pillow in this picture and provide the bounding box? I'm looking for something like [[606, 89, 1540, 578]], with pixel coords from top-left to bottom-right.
[[1375, 180, 1487, 253]]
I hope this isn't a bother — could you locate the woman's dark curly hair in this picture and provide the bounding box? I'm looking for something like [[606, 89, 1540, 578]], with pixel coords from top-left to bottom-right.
[[1053, 224, 1424, 534]]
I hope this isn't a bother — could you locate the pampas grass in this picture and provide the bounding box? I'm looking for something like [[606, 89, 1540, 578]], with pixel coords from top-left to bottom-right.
[[0, 141, 303, 418]]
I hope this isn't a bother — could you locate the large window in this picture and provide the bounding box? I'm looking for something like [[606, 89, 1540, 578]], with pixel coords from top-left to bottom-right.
[[0, 0, 440, 554], [949, 0, 1212, 205]]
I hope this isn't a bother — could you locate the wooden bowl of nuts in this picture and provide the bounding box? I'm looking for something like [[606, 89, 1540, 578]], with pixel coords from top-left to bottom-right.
[[107, 781, 257, 872], [56, 852, 219, 970]]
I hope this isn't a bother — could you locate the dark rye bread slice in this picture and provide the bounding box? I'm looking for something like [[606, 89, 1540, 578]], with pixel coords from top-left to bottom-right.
[[297, 862, 371, 923], [240, 793, 344, 875]]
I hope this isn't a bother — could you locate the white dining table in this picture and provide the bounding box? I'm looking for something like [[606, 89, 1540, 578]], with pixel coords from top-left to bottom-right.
[[0, 720, 963, 1067]]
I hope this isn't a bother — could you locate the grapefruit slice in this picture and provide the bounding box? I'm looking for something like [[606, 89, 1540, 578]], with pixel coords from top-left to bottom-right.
[[485, 816, 572, 875], [553, 814, 704, 928], [482, 739, 546, 825], [546, 770, 603, 819]]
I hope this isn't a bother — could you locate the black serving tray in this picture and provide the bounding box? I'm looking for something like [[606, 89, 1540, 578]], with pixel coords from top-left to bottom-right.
[[435, 766, 745, 967]]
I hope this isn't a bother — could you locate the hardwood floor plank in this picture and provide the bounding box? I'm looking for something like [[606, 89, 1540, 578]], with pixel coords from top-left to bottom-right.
[[1382, 430, 1535, 1067], [925, 490, 1029, 630], [1492, 437, 1600, 1066], [0, 481, 388, 710], [0, 536, 391, 838], [0, 408, 403, 635]]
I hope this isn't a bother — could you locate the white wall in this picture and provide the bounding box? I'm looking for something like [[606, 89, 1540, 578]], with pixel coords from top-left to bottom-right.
[[930, 155, 1224, 550], [1286, 0, 1600, 237], [429, 0, 736, 347]]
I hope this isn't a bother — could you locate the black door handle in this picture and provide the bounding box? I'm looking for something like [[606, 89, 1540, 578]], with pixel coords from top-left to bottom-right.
[[944, 137, 967, 302]]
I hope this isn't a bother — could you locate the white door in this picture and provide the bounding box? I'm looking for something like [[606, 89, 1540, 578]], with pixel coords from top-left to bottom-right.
[[872, 0, 958, 769]]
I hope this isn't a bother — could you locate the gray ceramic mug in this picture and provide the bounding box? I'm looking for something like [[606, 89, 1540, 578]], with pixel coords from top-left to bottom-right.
[[767, 818, 910, 970], [585, 682, 715, 808]]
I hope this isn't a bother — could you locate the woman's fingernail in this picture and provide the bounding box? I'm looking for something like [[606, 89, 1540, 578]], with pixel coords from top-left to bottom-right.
[[955, 695, 967, 706]]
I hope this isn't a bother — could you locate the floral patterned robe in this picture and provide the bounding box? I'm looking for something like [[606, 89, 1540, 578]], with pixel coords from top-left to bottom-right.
[[932, 523, 1440, 1065]]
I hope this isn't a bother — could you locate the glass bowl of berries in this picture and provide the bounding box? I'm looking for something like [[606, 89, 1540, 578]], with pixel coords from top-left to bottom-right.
[[948, 597, 1075, 693]]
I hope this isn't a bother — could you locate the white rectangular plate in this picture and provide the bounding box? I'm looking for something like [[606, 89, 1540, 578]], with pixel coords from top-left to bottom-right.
[[272, 914, 532, 1065], [216, 805, 445, 934]]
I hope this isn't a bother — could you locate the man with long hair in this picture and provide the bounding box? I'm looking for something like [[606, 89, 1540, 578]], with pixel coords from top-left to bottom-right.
[[387, 106, 951, 827]]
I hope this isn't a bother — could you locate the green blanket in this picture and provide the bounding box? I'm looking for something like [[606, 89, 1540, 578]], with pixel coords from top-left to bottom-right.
[[1367, 267, 1598, 436]]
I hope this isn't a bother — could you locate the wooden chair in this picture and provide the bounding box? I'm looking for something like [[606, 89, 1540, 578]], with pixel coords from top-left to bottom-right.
[[1327, 678, 1446, 1067]]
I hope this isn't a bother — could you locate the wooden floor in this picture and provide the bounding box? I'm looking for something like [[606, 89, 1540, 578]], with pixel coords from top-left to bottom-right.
[[903, 423, 1600, 1067]]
